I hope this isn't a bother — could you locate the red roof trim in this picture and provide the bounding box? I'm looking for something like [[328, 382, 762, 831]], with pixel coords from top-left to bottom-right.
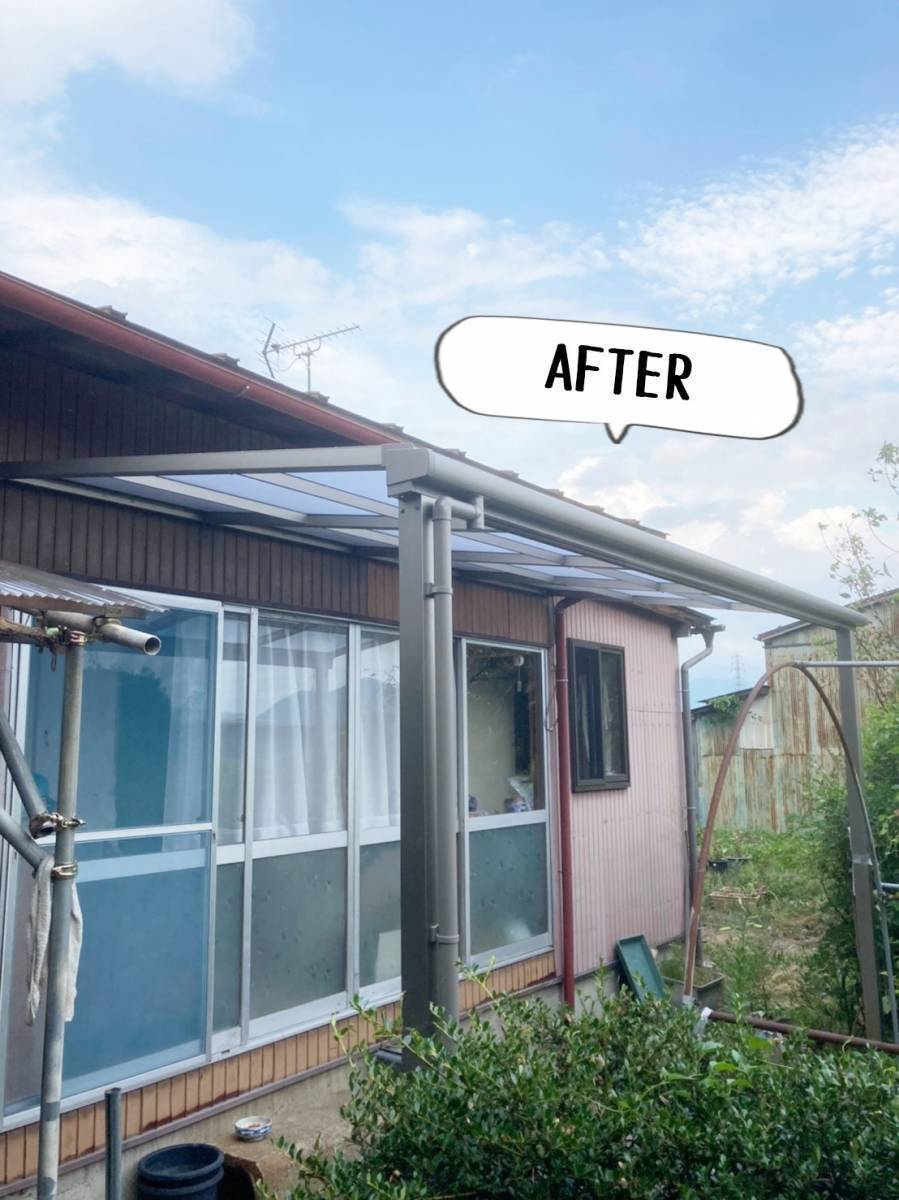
[[0, 272, 399, 448]]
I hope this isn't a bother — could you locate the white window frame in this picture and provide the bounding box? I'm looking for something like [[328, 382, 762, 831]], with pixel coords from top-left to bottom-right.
[[0, 595, 555, 1131]]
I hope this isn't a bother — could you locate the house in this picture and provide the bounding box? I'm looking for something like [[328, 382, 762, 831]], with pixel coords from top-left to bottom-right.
[[0, 271, 868, 1194], [693, 590, 898, 831]]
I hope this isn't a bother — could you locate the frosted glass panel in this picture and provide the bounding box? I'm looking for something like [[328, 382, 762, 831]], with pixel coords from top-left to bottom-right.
[[469, 824, 548, 956], [250, 849, 346, 1018], [25, 609, 216, 831], [218, 614, 249, 844], [359, 841, 400, 986], [4, 834, 210, 1115], [466, 645, 544, 817], [213, 863, 243, 1032]]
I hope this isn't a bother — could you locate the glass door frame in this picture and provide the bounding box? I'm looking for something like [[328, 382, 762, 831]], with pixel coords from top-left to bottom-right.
[[458, 636, 554, 970], [0, 588, 223, 1129]]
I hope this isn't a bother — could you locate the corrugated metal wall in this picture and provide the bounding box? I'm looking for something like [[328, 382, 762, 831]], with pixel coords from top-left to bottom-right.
[[561, 603, 686, 973]]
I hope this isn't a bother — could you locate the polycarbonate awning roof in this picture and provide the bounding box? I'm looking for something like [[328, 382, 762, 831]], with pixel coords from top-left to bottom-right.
[[0, 444, 869, 629]]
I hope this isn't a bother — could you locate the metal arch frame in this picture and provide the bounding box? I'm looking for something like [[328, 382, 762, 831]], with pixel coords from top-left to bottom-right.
[[684, 653, 891, 1042]]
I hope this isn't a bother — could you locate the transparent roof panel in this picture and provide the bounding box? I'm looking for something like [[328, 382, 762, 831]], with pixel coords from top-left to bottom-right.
[[58, 465, 759, 613], [167, 473, 374, 517], [288, 470, 395, 505]]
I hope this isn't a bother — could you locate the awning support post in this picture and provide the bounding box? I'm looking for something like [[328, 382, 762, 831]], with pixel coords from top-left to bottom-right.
[[398, 492, 436, 1055], [430, 499, 460, 1031], [37, 640, 85, 1200], [836, 626, 882, 1040], [398, 490, 474, 1061]]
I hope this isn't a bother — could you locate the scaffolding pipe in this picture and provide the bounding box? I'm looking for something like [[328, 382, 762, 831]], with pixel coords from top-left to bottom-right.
[[680, 627, 719, 965], [0, 806, 44, 870], [104, 1089, 123, 1200], [0, 702, 47, 821], [431, 499, 460, 1026], [37, 642, 85, 1200], [44, 612, 161, 657]]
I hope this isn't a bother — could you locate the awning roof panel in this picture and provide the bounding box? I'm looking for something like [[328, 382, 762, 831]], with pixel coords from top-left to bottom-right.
[[1, 445, 868, 629]]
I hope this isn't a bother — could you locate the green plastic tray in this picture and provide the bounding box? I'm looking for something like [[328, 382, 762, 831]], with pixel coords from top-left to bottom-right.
[[616, 934, 667, 1000]]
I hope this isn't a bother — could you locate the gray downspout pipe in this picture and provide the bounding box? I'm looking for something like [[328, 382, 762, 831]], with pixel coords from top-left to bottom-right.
[[430, 498, 461, 1027], [37, 640, 85, 1200], [680, 626, 719, 966]]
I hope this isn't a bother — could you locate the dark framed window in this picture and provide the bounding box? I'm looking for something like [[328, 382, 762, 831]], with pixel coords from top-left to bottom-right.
[[568, 641, 629, 791]]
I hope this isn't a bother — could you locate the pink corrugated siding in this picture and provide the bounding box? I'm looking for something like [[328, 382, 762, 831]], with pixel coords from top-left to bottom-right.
[[562, 603, 686, 974]]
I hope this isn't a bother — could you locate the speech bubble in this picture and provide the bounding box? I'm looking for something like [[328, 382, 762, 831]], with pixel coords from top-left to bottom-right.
[[435, 316, 802, 443]]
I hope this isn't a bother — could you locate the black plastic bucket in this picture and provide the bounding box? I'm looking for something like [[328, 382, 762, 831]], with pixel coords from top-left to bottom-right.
[[137, 1144, 224, 1199]]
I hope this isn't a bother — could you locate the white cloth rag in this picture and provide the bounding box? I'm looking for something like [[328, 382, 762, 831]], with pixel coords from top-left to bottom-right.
[[26, 857, 83, 1025]]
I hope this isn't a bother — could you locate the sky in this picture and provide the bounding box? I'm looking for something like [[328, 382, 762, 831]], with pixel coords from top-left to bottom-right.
[[1, 0, 898, 697]]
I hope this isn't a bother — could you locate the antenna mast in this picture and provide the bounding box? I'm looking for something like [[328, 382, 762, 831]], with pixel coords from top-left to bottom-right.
[[261, 322, 360, 391]]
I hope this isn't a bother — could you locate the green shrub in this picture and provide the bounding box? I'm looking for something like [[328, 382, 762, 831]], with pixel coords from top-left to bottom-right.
[[268, 986, 899, 1200]]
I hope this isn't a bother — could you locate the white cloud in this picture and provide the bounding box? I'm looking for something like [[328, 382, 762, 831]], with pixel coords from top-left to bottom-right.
[[739, 490, 788, 533], [0, 0, 254, 106], [777, 506, 857, 553], [666, 519, 727, 555], [0, 184, 333, 363], [620, 124, 899, 306], [344, 202, 608, 310], [794, 301, 899, 381], [555, 458, 672, 521]]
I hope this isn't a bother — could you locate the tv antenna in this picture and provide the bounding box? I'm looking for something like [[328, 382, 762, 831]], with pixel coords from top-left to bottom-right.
[[261, 321, 360, 392]]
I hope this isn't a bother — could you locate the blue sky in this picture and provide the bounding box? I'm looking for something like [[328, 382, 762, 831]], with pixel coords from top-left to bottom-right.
[[2, 1, 898, 696]]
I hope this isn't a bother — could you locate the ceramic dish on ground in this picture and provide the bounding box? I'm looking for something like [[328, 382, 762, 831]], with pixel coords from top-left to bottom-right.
[[234, 1115, 273, 1141]]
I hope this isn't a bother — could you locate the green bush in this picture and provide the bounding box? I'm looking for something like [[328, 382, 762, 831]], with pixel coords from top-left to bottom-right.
[[797, 696, 899, 1034], [268, 986, 899, 1200]]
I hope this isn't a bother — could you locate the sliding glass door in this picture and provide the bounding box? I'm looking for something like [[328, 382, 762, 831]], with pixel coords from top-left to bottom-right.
[[462, 640, 551, 965]]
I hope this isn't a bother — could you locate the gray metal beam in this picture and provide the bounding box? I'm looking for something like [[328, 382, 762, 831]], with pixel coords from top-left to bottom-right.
[[836, 627, 883, 1039], [383, 446, 870, 630], [0, 446, 386, 479]]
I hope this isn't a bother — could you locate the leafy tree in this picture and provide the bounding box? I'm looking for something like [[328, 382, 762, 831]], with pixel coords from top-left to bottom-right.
[[820, 440, 899, 705]]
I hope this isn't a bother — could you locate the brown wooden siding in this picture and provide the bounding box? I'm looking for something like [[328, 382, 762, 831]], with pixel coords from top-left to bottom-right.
[[0, 952, 556, 1191], [0, 482, 548, 643], [0, 345, 549, 644], [0, 346, 286, 463]]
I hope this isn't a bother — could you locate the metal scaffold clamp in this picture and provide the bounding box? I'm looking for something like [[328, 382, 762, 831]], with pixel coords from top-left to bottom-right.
[[50, 862, 78, 881], [29, 811, 85, 838]]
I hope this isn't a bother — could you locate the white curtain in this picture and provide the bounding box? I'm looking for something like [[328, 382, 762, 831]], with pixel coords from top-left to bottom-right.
[[357, 633, 400, 830], [253, 617, 347, 840]]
